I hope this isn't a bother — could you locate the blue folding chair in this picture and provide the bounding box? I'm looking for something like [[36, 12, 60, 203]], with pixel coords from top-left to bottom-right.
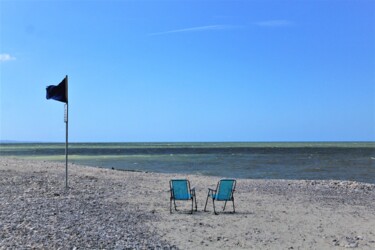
[[204, 179, 236, 215], [170, 179, 197, 214]]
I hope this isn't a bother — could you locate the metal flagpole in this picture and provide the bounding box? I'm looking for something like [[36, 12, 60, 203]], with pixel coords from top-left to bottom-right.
[[65, 75, 69, 188]]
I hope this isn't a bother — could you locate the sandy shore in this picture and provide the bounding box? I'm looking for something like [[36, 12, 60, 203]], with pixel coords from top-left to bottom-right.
[[1, 157, 375, 249]]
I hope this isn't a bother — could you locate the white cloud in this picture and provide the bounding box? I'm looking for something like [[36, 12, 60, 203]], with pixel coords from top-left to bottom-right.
[[255, 20, 293, 27], [0, 53, 16, 62], [149, 25, 237, 36]]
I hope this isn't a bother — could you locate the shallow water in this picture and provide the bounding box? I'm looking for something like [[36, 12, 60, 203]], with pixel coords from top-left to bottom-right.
[[1, 142, 374, 183]]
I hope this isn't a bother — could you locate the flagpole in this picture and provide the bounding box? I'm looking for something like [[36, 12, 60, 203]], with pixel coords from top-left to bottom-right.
[[65, 75, 69, 189], [46, 75, 69, 188]]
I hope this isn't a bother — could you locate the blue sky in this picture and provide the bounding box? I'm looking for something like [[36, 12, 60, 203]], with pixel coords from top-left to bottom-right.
[[1, 0, 374, 142]]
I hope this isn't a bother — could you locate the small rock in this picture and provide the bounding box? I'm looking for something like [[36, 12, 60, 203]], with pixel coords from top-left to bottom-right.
[[345, 242, 359, 248]]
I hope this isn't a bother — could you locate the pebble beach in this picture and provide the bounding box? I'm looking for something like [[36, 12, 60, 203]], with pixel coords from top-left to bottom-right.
[[1, 157, 375, 249]]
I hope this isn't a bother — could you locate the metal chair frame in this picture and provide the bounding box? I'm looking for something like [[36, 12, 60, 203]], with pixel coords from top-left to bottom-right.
[[170, 179, 197, 214], [204, 179, 236, 215]]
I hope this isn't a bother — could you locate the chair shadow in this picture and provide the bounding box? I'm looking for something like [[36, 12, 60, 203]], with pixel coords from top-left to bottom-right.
[[169, 209, 254, 216]]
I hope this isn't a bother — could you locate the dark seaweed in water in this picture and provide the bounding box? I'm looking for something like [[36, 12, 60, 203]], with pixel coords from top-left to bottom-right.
[[69, 146, 374, 157]]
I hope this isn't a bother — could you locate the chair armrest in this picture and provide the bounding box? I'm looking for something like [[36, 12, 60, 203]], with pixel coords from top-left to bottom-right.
[[207, 188, 216, 196], [190, 187, 196, 197]]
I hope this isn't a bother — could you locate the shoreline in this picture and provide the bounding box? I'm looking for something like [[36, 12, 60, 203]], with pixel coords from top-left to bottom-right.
[[1, 157, 375, 249]]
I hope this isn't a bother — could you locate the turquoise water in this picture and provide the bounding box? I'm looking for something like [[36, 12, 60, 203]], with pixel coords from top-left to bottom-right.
[[1, 142, 374, 183]]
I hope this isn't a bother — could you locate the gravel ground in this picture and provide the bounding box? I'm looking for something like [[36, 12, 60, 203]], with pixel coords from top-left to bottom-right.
[[0, 158, 177, 249], [1, 157, 374, 249]]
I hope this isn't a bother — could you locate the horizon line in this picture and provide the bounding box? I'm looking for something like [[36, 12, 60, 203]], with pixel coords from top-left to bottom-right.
[[2, 140, 374, 144]]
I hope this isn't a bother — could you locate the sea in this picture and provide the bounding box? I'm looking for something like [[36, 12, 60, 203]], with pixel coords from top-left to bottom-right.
[[1, 142, 374, 184]]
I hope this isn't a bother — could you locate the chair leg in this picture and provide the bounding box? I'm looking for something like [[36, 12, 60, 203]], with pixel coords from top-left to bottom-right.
[[191, 198, 194, 214], [232, 198, 235, 213], [223, 200, 227, 211], [170, 199, 172, 213], [204, 193, 210, 212], [194, 195, 198, 211], [213, 199, 218, 215], [174, 199, 178, 211]]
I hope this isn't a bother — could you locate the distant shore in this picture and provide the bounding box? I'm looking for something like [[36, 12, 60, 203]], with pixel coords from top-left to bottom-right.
[[1, 157, 375, 249]]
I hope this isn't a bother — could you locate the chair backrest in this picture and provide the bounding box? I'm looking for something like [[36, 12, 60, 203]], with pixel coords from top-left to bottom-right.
[[170, 179, 191, 200], [216, 179, 236, 201]]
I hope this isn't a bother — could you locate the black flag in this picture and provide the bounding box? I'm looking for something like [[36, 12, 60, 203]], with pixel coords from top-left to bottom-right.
[[46, 77, 68, 103]]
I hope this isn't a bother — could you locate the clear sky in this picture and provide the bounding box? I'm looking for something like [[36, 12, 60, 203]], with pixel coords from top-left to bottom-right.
[[1, 0, 374, 142]]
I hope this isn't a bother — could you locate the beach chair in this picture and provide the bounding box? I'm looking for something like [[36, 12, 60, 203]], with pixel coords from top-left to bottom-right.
[[169, 179, 197, 214], [204, 179, 236, 215]]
